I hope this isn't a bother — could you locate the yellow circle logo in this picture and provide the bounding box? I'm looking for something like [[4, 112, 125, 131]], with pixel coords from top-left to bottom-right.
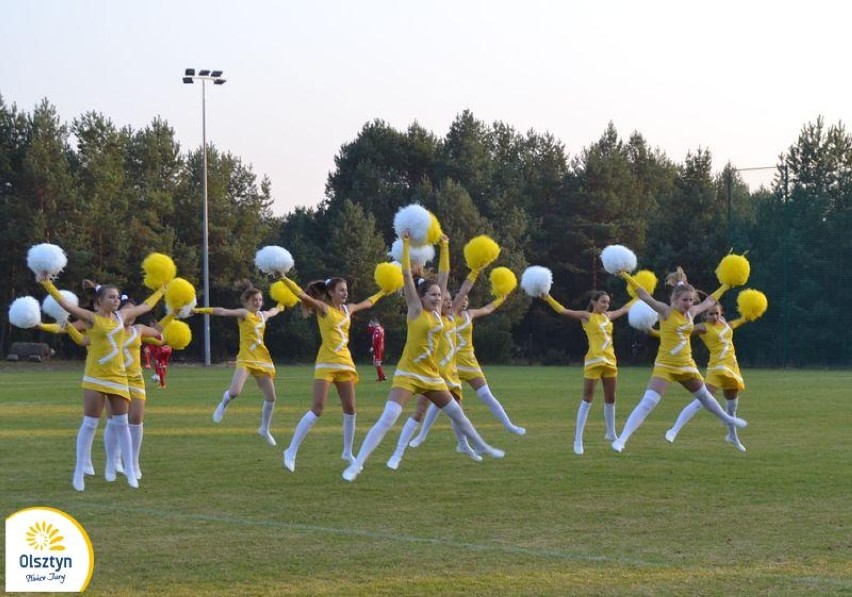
[[5, 507, 94, 593]]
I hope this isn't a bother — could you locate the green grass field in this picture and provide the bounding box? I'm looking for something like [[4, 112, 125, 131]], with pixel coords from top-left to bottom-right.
[[1, 363, 850, 596]]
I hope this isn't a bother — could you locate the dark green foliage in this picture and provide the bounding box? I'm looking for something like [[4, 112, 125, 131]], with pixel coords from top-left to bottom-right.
[[1, 95, 849, 365]]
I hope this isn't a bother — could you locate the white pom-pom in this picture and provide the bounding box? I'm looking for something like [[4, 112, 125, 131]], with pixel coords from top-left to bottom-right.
[[27, 243, 68, 280], [600, 245, 637, 275], [42, 291, 79, 323], [9, 296, 42, 329], [393, 204, 432, 246], [389, 239, 435, 266], [628, 300, 659, 331], [255, 246, 294, 276], [520, 266, 553, 297]]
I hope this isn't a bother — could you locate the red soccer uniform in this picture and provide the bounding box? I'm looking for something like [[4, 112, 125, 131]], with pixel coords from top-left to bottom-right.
[[370, 324, 385, 362]]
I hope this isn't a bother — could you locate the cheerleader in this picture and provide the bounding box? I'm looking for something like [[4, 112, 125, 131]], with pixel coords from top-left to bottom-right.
[[280, 276, 386, 472], [612, 268, 746, 453], [116, 299, 165, 480], [197, 281, 283, 446], [342, 233, 503, 482], [540, 290, 632, 455], [664, 303, 750, 451], [387, 258, 482, 470], [39, 277, 164, 491]]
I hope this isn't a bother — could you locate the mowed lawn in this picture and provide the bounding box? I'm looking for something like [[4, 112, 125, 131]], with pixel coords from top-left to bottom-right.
[[1, 362, 850, 596]]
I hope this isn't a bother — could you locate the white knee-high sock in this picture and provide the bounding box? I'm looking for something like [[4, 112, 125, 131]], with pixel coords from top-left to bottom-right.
[[389, 417, 420, 463], [669, 399, 703, 437], [692, 386, 736, 425], [475, 384, 517, 430], [353, 402, 403, 466], [726, 398, 740, 438], [110, 413, 137, 488], [342, 413, 356, 458], [260, 400, 275, 432], [287, 411, 319, 456], [74, 416, 99, 490], [410, 402, 440, 446], [104, 418, 119, 479], [575, 400, 591, 444], [129, 423, 143, 478], [604, 402, 617, 439], [617, 390, 661, 446], [440, 399, 498, 455]]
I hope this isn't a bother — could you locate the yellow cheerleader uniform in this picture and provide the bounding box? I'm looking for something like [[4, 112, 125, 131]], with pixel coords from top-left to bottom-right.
[[651, 310, 702, 383], [581, 312, 618, 380], [455, 311, 483, 381], [700, 319, 745, 391], [392, 309, 447, 394], [237, 311, 275, 378], [437, 313, 463, 399], [122, 325, 147, 401], [314, 304, 358, 383], [81, 312, 130, 399]]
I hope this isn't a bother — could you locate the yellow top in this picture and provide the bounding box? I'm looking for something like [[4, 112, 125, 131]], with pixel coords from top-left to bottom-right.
[[393, 310, 445, 386], [122, 325, 143, 380], [82, 312, 129, 397], [237, 311, 274, 374], [315, 304, 356, 373], [437, 314, 461, 390], [454, 311, 479, 370], [700, 319, 743, 371], [581, 312, 616, 368], [654, 310, 696, 369]]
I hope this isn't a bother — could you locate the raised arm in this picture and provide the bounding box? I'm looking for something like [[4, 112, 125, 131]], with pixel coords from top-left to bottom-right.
[[540, 293, 589, 322], [348, 289, 388, 316], [620, 272, 669, 317], [39, 278, 95, 324], [400, 234, 422, 318], [120, 286, 167, 321], [606, 298, 637, 321], [467, 295, 506, 319], [193, 306, 249, 319], [727, 316, 747, 331], [437, 235, 450, 299]]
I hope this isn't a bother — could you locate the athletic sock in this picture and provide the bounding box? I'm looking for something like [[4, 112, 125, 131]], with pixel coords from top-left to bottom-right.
[[614, 390, 661, 451], [475, 384, 521, 432], [409, 402, 440, 447], [387, 417, 419, 469], [73, 416, 99, 491], [666, 399, 703, 442], [342, 412, 356, 460], [575, 400, 591, 453]]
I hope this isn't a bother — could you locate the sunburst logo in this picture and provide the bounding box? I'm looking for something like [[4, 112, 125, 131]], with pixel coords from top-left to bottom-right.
[[25, 521, 65, 552]]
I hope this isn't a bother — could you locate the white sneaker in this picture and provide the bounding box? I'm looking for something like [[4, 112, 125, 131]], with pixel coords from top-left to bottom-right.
[[105, 459, 117, 482], [134, 466, 142, 480], [573, 441, 584, 456], [342, 462, 363, 482], [611, 439, 625, 453], [408, 436, 424, 448], [72, 471, 85, 492], [456, 443, 483, 462], [510, 425, 527, 436], [115, 457, 125, 475], [126, 472, 138, 489], [258, 428, 276, 446], [731, 416, 747, 429], [604, 431, 617, 441], [341, 452, 355, 464], [478, 443, 505, 459], [282, 449, 295, 472], [84, 462, 95, 476], [725, 434, 747, 452], [665, 429, 677, 443], [386, 454, 402, 470]]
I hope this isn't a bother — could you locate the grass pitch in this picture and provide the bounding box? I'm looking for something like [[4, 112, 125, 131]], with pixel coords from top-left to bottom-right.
[[1, 363, 850, 595]]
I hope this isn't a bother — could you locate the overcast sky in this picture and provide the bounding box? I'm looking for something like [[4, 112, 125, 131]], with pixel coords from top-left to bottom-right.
[[2, 0, 849, 216]]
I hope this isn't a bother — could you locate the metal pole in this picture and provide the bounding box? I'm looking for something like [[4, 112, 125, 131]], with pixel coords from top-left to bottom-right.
[[202, 79, 211, 366]]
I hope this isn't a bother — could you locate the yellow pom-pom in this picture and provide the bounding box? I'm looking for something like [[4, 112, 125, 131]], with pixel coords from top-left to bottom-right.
[[162, 320, 192, 350], [165, 278, 196, 311], [426, 212, 443, 245], [269, 281, 300, 308], [374, 262, 404, 294], [715, 253, 750, 287], [737, 289, 768, 321], [626, 269, 659, 299], [464, 235, 500, 270], [489, 267, 517, 297], [142, 253, 177, 290]]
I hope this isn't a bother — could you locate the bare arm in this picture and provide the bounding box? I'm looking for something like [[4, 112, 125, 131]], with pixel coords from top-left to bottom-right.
[[401, 234, 422, 319]]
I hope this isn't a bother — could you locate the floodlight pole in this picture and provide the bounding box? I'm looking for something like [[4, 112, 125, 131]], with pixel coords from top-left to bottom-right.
[[183, 69, 226, 366]]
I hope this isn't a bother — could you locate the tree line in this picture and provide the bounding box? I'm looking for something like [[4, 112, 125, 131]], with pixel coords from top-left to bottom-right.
[[2, 94, 850, 367]]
